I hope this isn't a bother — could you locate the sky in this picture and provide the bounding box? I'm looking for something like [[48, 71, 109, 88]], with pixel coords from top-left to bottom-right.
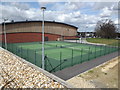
[[0, 1, 119, 32]]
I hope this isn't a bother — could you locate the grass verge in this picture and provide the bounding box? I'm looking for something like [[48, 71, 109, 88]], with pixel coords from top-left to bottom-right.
[[86, 38, 120, 46]]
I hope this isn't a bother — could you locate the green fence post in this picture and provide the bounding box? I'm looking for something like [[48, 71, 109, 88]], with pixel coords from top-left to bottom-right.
[[100, 45, 102, 56], [11, 44, 13, 52], [35, 50, 36, 65], [111, 46, 113, 52], [21, 46, 22, 58], [102, 45, 104, 55], [12, 44, 13, 53], [109, 45, 111, 53], [16, 46, 17, 55], [81, 48, 83, 63], [8, 44, 9, 51], [107, 45, 109, 54], [111, 45, 113, 52], [14, 45, 15, 53], [10, 44, 12, 52], [88, 47, 90, 61], [12, 44, 14, 53], [60, 52, 62, 70], [8, 44, 10, 51], [15, 45, 17, 54], [71, 49, 73, 66], [104, 45, 106, 55], [7, 44, 9, 51], [45, 54, 47, 70], [9, 44, 11, 51], [22, 47, 24, 58], [107, 45, 108, 54], [95, 45, 96, 58], [112, 46, 114, 52], [98, 46, 99, 56], [27, 48, 29, 61], [13, 45, 16, 54]]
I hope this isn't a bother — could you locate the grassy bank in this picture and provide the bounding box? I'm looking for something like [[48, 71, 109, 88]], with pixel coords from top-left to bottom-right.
[[86, 38, 120, 46]]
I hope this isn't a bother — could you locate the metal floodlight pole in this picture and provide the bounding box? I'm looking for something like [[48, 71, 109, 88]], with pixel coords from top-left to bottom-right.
[[3, 19, 8, 49], [85, 27, 86, 39], [85, 26, 88, 40], [41, 7, 46, 69]]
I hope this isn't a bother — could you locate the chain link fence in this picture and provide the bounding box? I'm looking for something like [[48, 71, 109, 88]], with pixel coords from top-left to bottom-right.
[[2, 41, 119, 73]]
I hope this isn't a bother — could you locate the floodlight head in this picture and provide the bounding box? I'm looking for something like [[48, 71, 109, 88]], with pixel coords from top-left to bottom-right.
[[4, 18, 8, 21], [41, 7, 46, 10]]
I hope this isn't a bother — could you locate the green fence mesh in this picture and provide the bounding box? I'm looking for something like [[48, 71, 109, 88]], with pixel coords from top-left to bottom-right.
[[4, 41, 119, 73]]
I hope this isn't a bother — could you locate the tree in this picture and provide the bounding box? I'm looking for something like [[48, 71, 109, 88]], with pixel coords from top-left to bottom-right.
[[95, 19, 117, 39]]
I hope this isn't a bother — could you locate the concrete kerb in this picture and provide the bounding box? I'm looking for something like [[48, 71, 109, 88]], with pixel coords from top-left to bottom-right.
[[0, 47, 74, 88]]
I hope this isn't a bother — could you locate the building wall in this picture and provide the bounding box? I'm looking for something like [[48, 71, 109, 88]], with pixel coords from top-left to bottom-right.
[[4, 22, 77, 36], [0, 25, 2, 43], [0, 21, 77, 43], [1, 33, 77, 43]]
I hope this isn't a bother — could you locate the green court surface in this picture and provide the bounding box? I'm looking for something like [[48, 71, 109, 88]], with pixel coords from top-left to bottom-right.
[[7, 41, 118, 72]]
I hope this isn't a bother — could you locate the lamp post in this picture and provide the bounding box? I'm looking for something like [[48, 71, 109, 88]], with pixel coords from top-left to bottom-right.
[[3, 19, 8, 49], [85, 26, 87, 39], [85, 26, 88, 40], [41, 7, 46, 69]]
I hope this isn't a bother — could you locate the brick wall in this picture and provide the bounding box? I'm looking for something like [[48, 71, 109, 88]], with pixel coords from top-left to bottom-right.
[[64, 36, 77, 40], [1, 33, 76, 43]]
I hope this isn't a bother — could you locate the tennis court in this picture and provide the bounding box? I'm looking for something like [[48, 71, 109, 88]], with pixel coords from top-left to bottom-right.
[[7, 41, 118, 72]]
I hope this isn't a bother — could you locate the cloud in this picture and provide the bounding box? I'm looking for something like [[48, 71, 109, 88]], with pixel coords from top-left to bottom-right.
[[64, 2, 84, 11], [93, 2, 118, 17], [100, 7, 112, 18], [10, 2, 30, 10], [114, 19, 118, 25], [112, 3, 120, 11], [0, 2, 118, 32], [0, 2, 100, 31], [93, 2, 116, 10], [49, 2, 85, 12], [1, 4, 27, 21], [57, 11, 81, 22], [0, 3, 43, 22]]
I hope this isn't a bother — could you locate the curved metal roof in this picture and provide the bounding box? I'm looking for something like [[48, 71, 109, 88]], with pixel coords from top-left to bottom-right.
[[1, 20, 78, 29]]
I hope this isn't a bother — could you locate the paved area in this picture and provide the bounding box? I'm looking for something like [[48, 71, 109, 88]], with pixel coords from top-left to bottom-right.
[[53, 51, 119, 80], [64, 38, 106, 45]]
